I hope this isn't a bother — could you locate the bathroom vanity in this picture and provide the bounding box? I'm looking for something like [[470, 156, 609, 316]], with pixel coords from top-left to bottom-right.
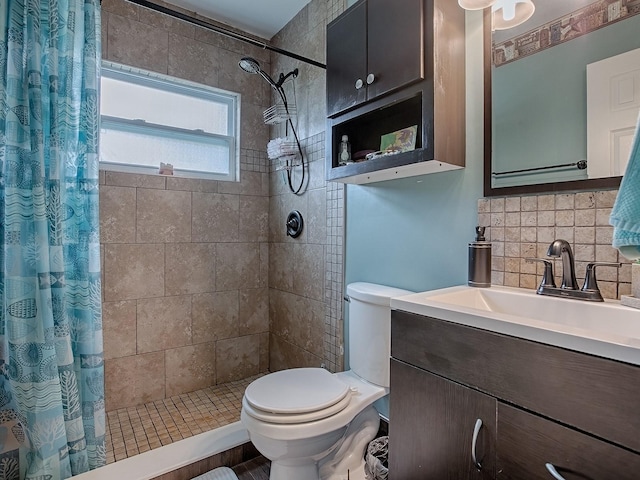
[[388, 287, 640, 479]]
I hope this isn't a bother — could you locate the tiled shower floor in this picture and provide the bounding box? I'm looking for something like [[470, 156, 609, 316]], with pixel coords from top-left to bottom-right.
[[106, 375, 262, 463]]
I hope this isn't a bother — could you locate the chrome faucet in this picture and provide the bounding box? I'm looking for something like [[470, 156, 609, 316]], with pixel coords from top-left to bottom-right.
[[546, 239, 578, 290], [526, 239, 621, 302]]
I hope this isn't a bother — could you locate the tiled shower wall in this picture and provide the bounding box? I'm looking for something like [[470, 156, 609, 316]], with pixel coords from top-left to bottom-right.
[[100, 0, 273, 410], [267, 0, 347, 374], [478, 189, 632, 300], [100, 0, 349, 409]]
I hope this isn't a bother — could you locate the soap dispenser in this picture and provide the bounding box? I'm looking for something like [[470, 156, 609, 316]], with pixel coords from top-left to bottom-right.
[[468, 226, 491, 288], [339, 135, 352, 165]]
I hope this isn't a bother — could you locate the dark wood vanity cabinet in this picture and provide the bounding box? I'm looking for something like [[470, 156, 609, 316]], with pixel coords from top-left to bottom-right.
[[390, 359, 495, 479], [325, 0, 465, 184], [389, 310, 640, 480], [326, 0, 424, 117]]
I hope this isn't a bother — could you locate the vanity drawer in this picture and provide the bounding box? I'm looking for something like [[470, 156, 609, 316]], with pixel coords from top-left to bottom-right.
[[391, 310, 640, 453], [497, 403, 640, 479]]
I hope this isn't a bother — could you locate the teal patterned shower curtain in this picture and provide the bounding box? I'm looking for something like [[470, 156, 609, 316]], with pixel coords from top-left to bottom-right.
[[0, 0, 105, 478]]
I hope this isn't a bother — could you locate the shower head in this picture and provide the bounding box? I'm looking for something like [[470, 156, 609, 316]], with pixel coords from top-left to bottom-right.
[[239, 57, 261, 75], [238, 56, 298, 91]]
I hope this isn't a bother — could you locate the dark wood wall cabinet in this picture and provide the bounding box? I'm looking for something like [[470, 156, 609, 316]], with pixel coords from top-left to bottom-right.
[[325, 0, 465, 184], [389, 310, 640, 480]]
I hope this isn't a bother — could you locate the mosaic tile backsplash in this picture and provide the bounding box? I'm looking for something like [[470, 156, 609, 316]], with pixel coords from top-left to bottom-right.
[[478, 190, 632, 300]]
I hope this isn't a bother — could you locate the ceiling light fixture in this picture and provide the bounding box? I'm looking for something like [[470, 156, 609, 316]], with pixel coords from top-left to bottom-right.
[[492, 0, 536, 30]]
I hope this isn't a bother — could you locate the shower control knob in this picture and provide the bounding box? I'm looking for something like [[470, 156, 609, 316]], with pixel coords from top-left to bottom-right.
[[355, 78, 364, 90], [366, 73, 375, 85]]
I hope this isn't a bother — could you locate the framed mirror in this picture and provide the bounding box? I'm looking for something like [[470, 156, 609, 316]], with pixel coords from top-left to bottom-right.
[[484, 1, 640, 197]]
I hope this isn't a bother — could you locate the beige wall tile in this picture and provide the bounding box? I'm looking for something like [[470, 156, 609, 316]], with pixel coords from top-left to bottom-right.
[[307, 187, 328, 245], [216, 243, 260, 290], [104, 244, 164, 301], [269, 334, 322, 372], [101, 0, 139, 18], [215, 335, 261, 383], [104, 171, 166, 189], [521, 196, 537, 211], [100, 185, 136, 243], [165, 342, 216, 397], [259, 332, 270, 372], [138, 8, 195, 38], [105, 352, 165, 410], [575, 192, 596, 209], [505, 197, 521, 212], [168, 33, 219, 86], [270, 289, 324, 358], [293, 244, 325, 301], [218, 171, 265, 196], [136, 296, 192, 353], [239, 287, 269, 336], [239, 196, 269, 242], [103, 300, 137, 360], [136, 188, 192, 243], [269, 243, 295, 292], [165, 243, 216, 295], [596, 190, 618, 208], [555, 193, 575, 210], [240, 102, 271, 151], [192, 291, 239, 343], [192, 193, 239, 243], [107, 15, 169, 73], [166, 177, 218, 193]]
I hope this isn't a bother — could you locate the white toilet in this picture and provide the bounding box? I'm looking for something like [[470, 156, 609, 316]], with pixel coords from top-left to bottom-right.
[[240, 282, 413, 480]]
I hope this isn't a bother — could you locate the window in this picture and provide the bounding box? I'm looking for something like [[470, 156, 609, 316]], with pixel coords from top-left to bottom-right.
[[100, 62, 240, 181]]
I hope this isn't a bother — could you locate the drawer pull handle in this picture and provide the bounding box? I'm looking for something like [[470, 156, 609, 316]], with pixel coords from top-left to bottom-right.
[[545, 463, 566, 480], [472, 418, 483, 470]]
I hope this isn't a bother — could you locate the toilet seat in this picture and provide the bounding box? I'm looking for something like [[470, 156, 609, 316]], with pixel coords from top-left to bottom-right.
[[243, 368, 352, 424]]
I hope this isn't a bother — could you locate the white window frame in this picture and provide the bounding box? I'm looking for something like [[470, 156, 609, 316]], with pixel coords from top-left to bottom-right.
[[100, 61, 241, 182]]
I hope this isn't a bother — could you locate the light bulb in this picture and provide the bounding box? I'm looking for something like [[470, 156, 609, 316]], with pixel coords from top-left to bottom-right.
[[492, 0, 535, 30], [502, 0, 516, 21]]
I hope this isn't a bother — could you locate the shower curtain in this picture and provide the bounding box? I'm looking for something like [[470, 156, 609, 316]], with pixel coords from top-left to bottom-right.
[[0, 0, 105, 478]]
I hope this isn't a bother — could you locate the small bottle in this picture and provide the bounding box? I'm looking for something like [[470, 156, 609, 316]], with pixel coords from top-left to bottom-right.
[[339, 135, 352, 165], [468, 226, 491, 288]]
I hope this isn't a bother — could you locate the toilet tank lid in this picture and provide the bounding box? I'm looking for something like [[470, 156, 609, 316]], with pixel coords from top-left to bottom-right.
[[346, 282, 414, 307]]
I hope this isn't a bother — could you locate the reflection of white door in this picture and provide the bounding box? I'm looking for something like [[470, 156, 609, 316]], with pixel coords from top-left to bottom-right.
[[587, 48, 640, 178]]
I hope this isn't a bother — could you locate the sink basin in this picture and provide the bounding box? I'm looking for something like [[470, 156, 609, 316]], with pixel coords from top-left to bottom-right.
[[391, 285, 640, 366]]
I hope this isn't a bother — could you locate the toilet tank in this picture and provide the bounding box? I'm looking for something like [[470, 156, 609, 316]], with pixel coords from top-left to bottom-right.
[[347, 282, 414, 387]]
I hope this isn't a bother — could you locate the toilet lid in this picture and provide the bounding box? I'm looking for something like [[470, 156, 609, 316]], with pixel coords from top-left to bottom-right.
[[244, 368, 351, 415]]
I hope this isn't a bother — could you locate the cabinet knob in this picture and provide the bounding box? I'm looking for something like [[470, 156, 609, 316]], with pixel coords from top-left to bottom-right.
[[545, 463, 567, 480], [355, 78, 364, 90], [366, 73, 375, 85], [471, 418, 483, 470]]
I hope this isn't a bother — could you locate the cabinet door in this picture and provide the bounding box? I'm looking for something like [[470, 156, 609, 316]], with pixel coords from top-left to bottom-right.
[[366, 0, 424, 100], [326, 0, 367, 117], [497, 403, 640, 480], [389, 359, 496, 480]]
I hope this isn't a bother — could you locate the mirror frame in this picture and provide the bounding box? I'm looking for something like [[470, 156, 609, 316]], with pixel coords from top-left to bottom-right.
[[482, 10, 623, 197]]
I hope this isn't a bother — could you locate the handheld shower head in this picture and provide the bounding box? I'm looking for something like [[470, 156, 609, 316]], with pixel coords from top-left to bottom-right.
[[239, 56, 279, 89], [238, 56, 298, 91], [238, 57, 261, 74]]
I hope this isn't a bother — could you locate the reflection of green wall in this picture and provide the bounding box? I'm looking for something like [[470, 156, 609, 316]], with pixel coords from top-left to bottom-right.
[[492, 14, 640, 187]]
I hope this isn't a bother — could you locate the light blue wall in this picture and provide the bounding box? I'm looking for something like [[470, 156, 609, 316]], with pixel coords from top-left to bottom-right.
[[492, 14, 640, 187], [343, 11, 485, 417]]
